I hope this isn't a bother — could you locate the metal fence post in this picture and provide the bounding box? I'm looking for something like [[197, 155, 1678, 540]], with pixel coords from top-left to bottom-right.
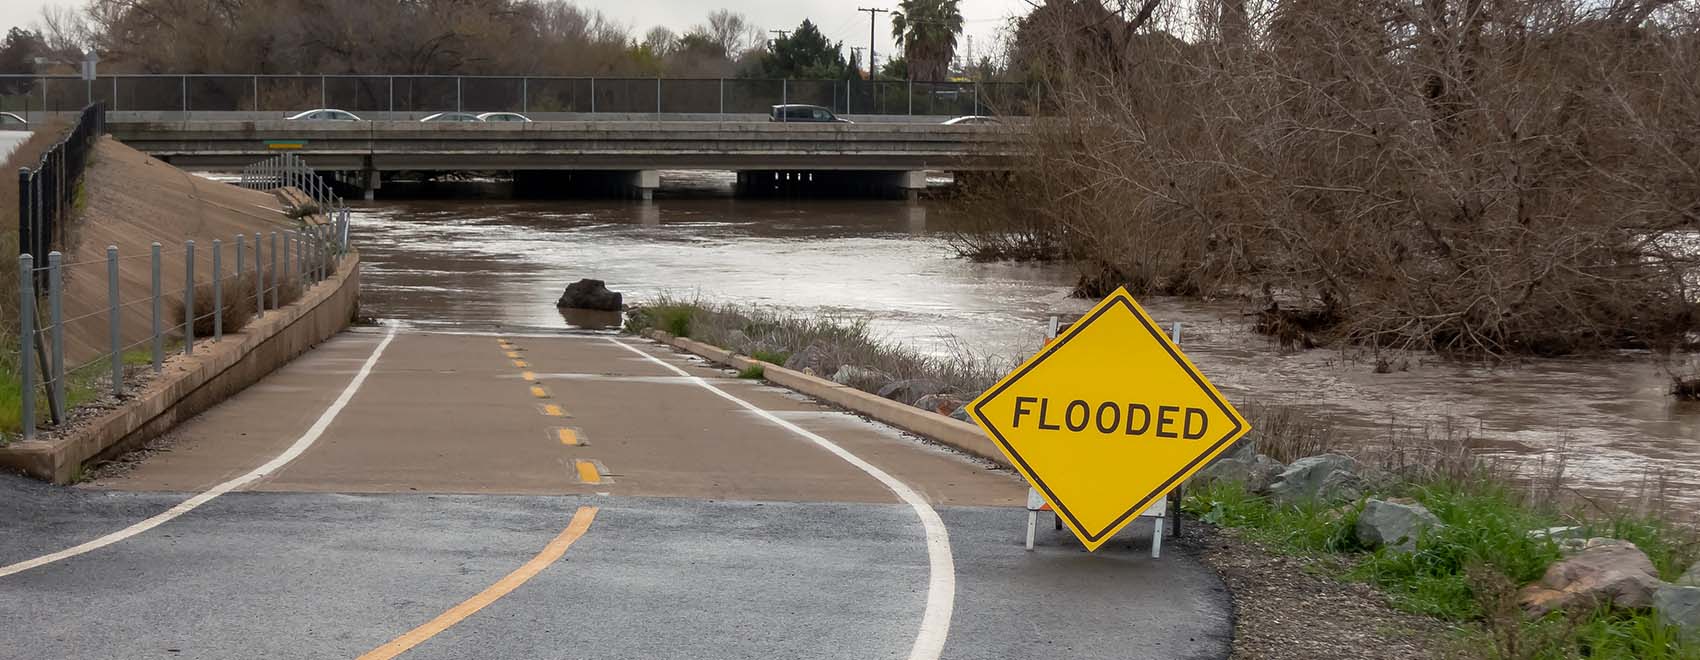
[[908, 80, 913, 116], [108, 245, 121, 397], [388, 76, 395, 114], [522, 77, 528, 113], [253, 232, 264, 316], [719, 78, 725, 115], [253, 75, 260, 112], [150, 242, 162, 373], [590, 77, 596, 113], [181, 75, 188, 115], [48, 250, 63, 421], [782, 79, 788, 113], [320, 74, 327, 109], [235, 234, 245, 288], [974, 82, 980, 116], [183, 240, 194, 354], [18, 254, 34, 441], [212, 239, 222, 341], [656, 78, 662, 114], [270, 232, 279, 309], [456, 76, 462, 112]]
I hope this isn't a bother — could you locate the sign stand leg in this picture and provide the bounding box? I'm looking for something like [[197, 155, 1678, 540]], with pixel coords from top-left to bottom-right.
[[1025, 509, 1037, 551], [1151, 518, 1164, 558]]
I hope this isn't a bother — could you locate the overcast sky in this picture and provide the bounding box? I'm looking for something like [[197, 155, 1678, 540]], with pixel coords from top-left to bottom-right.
[[1, 0, 1028, 69]]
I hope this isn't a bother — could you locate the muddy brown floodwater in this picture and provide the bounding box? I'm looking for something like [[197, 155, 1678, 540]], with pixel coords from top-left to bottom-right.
[[351, 173, 1700, 506]]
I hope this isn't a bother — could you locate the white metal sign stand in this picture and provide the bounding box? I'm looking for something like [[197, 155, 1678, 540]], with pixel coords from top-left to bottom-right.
[[1022, 315, 1182, 558]]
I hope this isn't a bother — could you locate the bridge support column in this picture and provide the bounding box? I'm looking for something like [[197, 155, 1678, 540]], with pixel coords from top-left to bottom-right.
[[628, 169, 659, 202], [894, 170, 927, 202], [361, 167, 380, 201]]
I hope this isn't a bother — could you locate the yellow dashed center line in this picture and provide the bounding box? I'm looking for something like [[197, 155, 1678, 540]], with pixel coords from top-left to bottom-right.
[[521, 371, 537, 382], [575, 459, 602, 484], [357, 507, 599, 660], [541, 403, 567, 417], [505, 351, 522, 359], [513, 360, 529, 368], [530, 385, 550, 398], [555, 428, 581, 446]]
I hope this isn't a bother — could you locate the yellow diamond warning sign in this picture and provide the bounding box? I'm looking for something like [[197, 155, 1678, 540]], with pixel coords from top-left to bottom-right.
[[968, 287, 1250, 552]]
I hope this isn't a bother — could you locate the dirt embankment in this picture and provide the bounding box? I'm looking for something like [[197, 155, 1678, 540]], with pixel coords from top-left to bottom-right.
[[59, 139, 293, 365]]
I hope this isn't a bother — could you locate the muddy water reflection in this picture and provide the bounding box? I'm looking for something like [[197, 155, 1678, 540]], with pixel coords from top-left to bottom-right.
[[352, 190, 1700, 504]]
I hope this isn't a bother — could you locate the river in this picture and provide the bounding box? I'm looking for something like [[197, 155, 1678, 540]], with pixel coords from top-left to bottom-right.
[[349, 173, 1700, 507]]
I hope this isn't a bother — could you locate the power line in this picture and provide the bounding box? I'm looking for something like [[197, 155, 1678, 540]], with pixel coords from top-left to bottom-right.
[[857, 7, 890, 77]]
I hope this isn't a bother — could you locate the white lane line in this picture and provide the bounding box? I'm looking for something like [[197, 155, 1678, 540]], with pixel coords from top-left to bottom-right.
[[607, 337, 955, 660], [0, 324, 400, 579]]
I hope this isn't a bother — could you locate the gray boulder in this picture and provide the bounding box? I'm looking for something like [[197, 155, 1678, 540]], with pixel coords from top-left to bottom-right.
[[556, 279, 622, 311], [949, 405, 971, 422], [831, 365, 891, 390], [1355, 499, 1441, 553], [913, 393, 964, 416], [1518, 538, 1663, 615], [1267, 454, 1360, 502], [1656, 585, 1700, 639], [782, 343, 833, 374], [1190, 454, 1286, 493], [1677, 560, 1700, 587], [877, 379, 954, 406]]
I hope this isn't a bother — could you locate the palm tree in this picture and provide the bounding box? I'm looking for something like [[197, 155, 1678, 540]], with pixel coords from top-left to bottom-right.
[[890, 0, 962, 81]]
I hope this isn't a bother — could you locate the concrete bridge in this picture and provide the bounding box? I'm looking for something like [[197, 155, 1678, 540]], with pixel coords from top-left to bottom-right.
[[106, 119, 1018, 200]]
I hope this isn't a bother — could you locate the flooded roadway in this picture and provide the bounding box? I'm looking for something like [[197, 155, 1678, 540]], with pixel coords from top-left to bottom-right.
[[350, 173, 1700, 506]]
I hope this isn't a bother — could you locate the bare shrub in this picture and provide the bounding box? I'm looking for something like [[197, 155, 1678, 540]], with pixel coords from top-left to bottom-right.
[[170, 273, 258, 337], [958, 0, 1700, 358]]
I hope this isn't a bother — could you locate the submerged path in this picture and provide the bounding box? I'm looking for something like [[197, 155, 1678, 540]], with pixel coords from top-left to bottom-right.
[[0, 327, 1230, 659]]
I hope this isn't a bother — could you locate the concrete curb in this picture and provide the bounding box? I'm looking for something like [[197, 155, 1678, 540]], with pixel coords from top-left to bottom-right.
[[642, 330, 1012, 470], [0, 254, 361, 483]]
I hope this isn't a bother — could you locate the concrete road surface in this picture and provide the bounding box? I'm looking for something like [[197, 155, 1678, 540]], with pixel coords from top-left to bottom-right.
[[0, 327, 1231, 659]]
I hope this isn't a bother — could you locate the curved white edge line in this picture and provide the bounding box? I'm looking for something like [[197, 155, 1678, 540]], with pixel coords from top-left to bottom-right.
[[0, 323, 400, 579], [606, 337, 955, 660]]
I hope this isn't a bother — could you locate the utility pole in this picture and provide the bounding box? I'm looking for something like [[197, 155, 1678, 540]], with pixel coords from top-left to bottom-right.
[[769, 29, 790, 43], [858, 7, 889, 78]]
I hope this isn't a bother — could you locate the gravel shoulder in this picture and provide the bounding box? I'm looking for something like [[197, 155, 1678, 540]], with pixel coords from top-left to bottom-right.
[[1178, 518, 1467, 660]]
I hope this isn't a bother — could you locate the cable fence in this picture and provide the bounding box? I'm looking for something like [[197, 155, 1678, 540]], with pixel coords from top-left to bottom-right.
[[12, 207, 352, 442], [241, 152, 349, 224], [0, 74, 1034, 118]]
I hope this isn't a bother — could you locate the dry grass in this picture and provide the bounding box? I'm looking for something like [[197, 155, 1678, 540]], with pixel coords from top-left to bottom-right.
[[168, 273, 259, 338], [624, 296, 1014, 399]]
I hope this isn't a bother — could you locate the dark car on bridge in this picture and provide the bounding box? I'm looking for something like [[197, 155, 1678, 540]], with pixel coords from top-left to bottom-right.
[[769, 104, 853, 124]]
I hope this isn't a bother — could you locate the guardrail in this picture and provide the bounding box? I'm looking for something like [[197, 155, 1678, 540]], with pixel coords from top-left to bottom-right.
[[17, 102, 104, 269], [12, 187, 350, 443], [0, 74, 1031, 119]]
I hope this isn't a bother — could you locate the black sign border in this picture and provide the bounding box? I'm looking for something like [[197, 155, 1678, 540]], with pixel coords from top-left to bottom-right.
[[971, 292, 1246, 544]]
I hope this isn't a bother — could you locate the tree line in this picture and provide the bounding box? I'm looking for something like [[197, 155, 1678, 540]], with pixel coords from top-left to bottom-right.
[[0, 0, 991, 82]]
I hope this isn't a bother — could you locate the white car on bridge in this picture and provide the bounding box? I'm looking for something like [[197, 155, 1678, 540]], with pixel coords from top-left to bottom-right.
[[286, 109, 363, 121]]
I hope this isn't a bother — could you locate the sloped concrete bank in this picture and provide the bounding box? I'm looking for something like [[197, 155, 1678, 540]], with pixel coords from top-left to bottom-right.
[[643, 329, 1013, 469], [0, 254, 359, 483]]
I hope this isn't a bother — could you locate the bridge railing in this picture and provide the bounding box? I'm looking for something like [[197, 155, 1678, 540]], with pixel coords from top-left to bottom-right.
[[0, 75, 1033, 119]]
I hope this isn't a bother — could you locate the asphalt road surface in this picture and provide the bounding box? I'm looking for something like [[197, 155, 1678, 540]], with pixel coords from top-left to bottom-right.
[[0, 327, 1231, 659]]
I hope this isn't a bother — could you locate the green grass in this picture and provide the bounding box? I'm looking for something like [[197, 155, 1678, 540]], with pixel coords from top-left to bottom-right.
[[751, 349, 790, 365], [2, 342, 162, 442], [1182, 476, 1700, 659], [736, 364, 766, 379]]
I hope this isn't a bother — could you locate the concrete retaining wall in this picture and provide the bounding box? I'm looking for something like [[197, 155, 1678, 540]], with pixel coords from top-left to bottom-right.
[[0, 254, 361, 483], [645, 330, 1013, 470]]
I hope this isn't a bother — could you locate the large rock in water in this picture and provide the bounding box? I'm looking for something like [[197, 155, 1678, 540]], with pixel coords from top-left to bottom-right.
[[1355, 499, 1442, 552], [556, 279, 622, 311], [1517, 538, 1663, 616]]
